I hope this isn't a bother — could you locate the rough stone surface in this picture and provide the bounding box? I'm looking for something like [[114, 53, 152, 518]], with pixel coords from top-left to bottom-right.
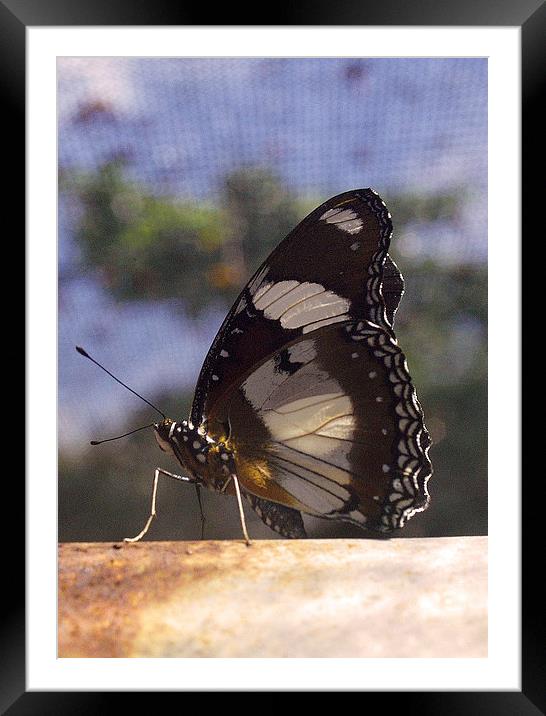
[[58, 536, 487, 658]]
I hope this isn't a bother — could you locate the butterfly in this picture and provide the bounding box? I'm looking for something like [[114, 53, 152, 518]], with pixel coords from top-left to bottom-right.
[[80, 188, 432, 542]]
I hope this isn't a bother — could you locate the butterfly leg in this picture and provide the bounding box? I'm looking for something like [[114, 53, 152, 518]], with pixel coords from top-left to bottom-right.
[[124, 468, 193, 543], [194, 484, 206, 540], [231, 473, 252, 547]]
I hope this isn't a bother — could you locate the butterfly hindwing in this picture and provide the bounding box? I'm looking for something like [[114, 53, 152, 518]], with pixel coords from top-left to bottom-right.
[[209, 319, 431, 533], [244, 493, 307, 538], [190, 189, 401, 430]]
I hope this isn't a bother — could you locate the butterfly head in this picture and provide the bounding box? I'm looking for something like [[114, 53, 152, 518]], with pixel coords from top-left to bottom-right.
[[153, 418, 215, 474], [153, 417, 178, 455]]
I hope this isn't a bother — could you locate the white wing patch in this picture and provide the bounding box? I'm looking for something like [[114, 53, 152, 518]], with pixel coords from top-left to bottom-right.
[[260, 282, 325, 319], [241, 358, 290, 412], [264, 392, 352, 438], [320, 206, 364, 235], [267, 442, 353, 514], [280, 291, 349, 329], [252, 280, 350, 333], [240, 366, 358, 515], [270, 443, 353, 486], [253, 280, 300, 309], [241, 341, 323, 412], [262, 392, 355, 454]]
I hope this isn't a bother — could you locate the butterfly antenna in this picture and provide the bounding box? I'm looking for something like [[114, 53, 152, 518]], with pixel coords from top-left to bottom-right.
[[90, 423, 156, 445], [75, 346, 166, 419]]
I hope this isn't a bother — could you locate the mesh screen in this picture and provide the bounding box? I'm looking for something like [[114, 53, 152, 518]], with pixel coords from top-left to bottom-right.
[[58, 57, 487, 540]]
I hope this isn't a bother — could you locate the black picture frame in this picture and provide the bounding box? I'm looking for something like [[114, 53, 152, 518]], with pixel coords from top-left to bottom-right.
[[8, 0, 541, 710]]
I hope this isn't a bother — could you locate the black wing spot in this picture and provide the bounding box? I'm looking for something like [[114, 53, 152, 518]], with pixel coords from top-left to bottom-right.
[[275, 347, 303, 376]]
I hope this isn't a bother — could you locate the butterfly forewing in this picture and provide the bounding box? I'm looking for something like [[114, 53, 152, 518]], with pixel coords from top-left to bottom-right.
[[190, 189, 403, 430]]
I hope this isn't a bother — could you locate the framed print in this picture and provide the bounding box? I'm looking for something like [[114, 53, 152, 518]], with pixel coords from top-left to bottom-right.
[[8, 0, 541, 709]]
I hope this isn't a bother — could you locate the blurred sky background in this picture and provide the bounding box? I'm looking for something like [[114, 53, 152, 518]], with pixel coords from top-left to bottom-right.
[[58, 58, 487, 541]]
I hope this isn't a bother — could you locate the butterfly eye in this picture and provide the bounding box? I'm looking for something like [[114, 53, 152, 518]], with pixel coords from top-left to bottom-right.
[[154, 430, 174, 455]]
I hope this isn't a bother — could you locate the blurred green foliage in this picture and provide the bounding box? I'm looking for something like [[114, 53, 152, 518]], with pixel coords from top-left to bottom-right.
[[60, 163, 487, 541], [393, 261, 487, 386], [65, 162, 299, 313]]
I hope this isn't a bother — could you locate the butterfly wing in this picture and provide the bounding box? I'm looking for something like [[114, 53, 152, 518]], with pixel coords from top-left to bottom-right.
[[209, 320, 432, 533], [243, 493, 307, 538], [190, 189, 403, 431], [188, 188, 430, 534]]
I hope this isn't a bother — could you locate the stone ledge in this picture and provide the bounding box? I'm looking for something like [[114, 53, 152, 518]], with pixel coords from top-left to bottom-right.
[[58, 536, 487, 658]]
